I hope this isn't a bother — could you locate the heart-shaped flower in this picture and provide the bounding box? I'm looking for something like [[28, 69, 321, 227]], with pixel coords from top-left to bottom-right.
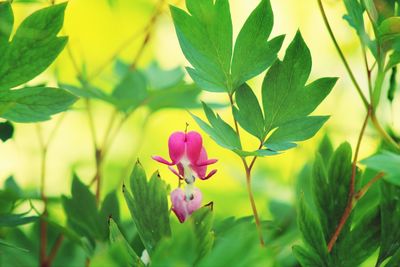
[[152, 131, 217, 184], [170, 186, 202, 223]]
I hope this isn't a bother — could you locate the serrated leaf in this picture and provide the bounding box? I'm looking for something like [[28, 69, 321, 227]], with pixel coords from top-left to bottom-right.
[[265, 116, 329, 151], [123, 162, 171, 255], [233, 83, 265, 140], [0, 120, 13, 141], [0, 3, 68, 90], [108, 218, 144, 266], [100, 191, 120, 237], [376, 181, 400, 265], [171, 0, 232, 92], [231, 0, 283, 88], [0, 87, 77, 122], [362, 151, 400, 186]]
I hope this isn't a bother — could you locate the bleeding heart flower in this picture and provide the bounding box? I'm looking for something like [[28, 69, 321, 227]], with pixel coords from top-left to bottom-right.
[[152, 131, 217, 184], [170, 186, 202, 223]]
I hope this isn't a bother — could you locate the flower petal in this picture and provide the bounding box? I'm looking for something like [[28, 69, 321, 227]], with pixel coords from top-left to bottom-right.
[[168, 166, 184, 179], [186, 187, 202, 214], [152, 156, 174, 165], [199, 169, 217, 180], [186, 131, 203, 164], [168, 132, 186, 164], [170, 188, 187, 223]]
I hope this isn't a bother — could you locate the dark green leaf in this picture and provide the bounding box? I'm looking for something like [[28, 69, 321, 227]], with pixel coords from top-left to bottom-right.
[[0, 3, 68, 90], [379, 17, 400, 41], [362, 151, 400, 186], [292, 245, 325, 267], [265, 116, 329, 151], [100, 191, 120, 237], [0, 1, 13, 52], [377, 181, 400, 265], [387, 51, 400, 70], [385, 247, 400, 267], [0, 211, 37, 227], [233, 83, 265, 140], [123, 162, 171, 255], [0, 239, 28, 252], [190, 207, 214, 262], [0, 120, 13, 141], [231, 0, 283, 88], [0, 87, 77, 122]]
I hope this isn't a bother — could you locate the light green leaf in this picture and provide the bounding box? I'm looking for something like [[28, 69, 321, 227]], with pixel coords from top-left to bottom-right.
[[190, 207, 214, 262], [108, 218, 144, 266], [233, 148, 278, 157], [0, 87, 77, 122], [144, 62, 184, 90], [123, 162, 171, 255], [171, 0, 232, 92], [386, 51, 400, 70], [233, 83, 265, 140], [362, 151, 400, 186], [379, 17, 400, 41], [0, 2, 13, 53], [0, 239, 28, 252], [231, 0, 283, 88], [0, 3, 68, 90]]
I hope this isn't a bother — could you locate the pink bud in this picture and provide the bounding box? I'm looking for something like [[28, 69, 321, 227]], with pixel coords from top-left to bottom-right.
[[170, 187, 202, 223]]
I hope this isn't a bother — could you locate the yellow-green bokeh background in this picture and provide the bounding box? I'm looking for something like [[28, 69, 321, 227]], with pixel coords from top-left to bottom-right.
[[1, 0, 398, 226]]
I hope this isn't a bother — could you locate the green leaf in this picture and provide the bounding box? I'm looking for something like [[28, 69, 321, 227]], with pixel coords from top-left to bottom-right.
[[362, 151, 400, 186], [0, 1, 13, 53], [0, 3, 68, 90], [0, 120, 13, 141], [233, 148, 278, 158], [376, 181, 400, 265], [379, 17, 400, 41], [171, 0, 232, 92], [297, 196, 328, 262], [385, 247, 400, 267], [100, 191, 120, 237], [265, 116, 329, 151], [0, 87, 77, 122], [112, 70, 148, 113], [108, 218, 144, 266], [60, 83, 113, 102], [190, 207, 214, 262], [233, 83, 265, 140], [191, 102, 241, 151], [318, 135, 334, 164], [0, 239, 28, 252], [123, 162, 171, 255], [292, 245, 325, 267], [231, 0, 284, 88], [262, 32, 336, 133], [386, 51, 400, 70], [62, 175, 103, 243], [144, 62, 184, 90], [0, 211, 38, 227]]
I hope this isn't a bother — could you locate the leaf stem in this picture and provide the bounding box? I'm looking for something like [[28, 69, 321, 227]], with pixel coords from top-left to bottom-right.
[[316, 0, 369, 108], [228, 94, 264, 246], [327, 108, 371, 252]]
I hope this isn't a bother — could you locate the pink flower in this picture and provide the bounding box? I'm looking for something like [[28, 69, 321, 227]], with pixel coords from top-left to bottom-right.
[[170, 187, 202, 223], [152, 131, 217, 184]]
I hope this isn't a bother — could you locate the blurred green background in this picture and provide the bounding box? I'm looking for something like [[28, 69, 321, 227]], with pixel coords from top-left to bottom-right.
[[0, 0, 397, 236]]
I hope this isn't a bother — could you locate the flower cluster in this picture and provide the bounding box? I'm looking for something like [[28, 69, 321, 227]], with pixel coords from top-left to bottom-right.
[[153, 130, 217, 222]]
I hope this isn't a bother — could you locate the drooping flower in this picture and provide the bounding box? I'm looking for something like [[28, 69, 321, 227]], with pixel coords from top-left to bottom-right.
[[170, 186, 202, 223], [152, 131, 217, 184]]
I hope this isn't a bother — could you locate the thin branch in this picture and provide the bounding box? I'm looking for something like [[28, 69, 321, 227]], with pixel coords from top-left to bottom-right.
[[354, 172, 385, 201], [45, 234, 64, 266], [327, 108, 371, 252], [317, 0, 369, 108]]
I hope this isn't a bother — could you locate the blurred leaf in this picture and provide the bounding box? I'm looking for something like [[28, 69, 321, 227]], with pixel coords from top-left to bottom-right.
[[318, 135, 334, 164], [112, 70, 148, 113], [108, 218, 144, 266], [385, 247, 400, 267], [0, 87, 77, 122], [0, 120, 13, 141], [191, 102, 241, 152], [343, 0, 377, 56], [0, 2, 13, 53], [123, 161, 171, 255], [376, 181, 400, 265], [190, 207, 214, 262], [61, 83, 113, 102], [364, 0, 379, 22], [387, 66, 397, 102], [0, 239, 28, 252], [0, 210, 37, 227], [233, 148, 278, 157], [144, 62, 184, 90], [362, 150, 400, 186], [265, 116, 329, 151], [379, 17, 400, 41], [386, 51, 400, 70], [233, 83, 265, 140], [171, 0, 232, 93], [231, 0, 283, 89], [100, 191, 120, 237], [0, 3, 68, 90], [62, 175, 104, 244]]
